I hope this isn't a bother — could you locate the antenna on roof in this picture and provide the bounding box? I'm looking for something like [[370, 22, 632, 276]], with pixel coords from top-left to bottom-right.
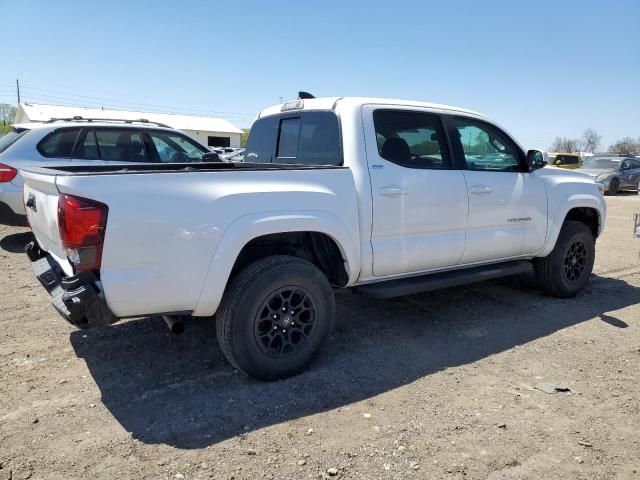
[[298, 91, 315, 100]]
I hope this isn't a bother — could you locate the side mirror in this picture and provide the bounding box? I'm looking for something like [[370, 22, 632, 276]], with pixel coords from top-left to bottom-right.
[[202, 152, 221, 163], [527, 150, 546, 171], [621, 163, 630, 170]]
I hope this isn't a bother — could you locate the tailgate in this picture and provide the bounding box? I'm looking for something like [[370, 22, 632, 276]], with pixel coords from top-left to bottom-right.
[[21, 170, 73, 275]]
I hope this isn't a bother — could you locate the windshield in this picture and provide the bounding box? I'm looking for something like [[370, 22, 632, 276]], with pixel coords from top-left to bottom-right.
[[0, 129, 29, 154], [581, 157, 621, 169]]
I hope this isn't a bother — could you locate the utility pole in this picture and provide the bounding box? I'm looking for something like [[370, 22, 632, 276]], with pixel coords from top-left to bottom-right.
[[16, 79, 21, 104], [278, 96, 283, 104]]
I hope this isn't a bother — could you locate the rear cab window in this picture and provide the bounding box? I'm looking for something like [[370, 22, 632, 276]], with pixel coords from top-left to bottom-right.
[[245, 111, 342, 166]]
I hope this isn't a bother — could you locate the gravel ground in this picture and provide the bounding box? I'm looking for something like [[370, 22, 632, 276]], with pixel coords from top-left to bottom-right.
[[1, 195, 639, 480]]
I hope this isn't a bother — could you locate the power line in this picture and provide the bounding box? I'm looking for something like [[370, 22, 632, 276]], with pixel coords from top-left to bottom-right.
[[23, 92, 252, 118], [18, 84, 254, 119]]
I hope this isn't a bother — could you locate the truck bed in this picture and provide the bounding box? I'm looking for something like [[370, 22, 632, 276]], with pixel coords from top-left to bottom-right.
[[22, 161, 359, 319]]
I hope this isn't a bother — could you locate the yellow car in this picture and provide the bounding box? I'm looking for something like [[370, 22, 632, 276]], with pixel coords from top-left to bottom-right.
[[548, 152, 581, 169]]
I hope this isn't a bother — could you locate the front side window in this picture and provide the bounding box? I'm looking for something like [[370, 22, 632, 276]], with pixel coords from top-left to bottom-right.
[[373, 110, 450, 169], [37, 128, 81, 158], [148, 131, 209, 163], [74, 129, 100, 160], [93, 128, 149, 162], [454, 119, 523, 172]]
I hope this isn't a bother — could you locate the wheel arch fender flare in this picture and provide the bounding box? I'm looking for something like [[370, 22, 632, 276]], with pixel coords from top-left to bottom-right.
[[537, 193, 606, 257], [192, 210, 360, 316]]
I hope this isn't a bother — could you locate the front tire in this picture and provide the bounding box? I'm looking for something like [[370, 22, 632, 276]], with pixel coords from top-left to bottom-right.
[[216, 255, 335, 381], [533, 221, 595, 297], [607, 177, 619, 195]]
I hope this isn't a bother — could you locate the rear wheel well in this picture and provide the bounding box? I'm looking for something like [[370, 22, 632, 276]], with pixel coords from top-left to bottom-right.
[[564, 207, 599, 238], [230, 232, 349, 287]]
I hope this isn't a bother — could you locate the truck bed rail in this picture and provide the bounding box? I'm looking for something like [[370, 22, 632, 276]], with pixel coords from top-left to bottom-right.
[[22, 162, 347, 176]]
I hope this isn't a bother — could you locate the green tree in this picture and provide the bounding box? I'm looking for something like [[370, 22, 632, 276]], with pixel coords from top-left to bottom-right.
[[0, 103, 16, 134], [241, 128, 250, 147]]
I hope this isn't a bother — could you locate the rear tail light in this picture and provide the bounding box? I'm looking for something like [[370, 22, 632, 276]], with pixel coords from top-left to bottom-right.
[[0, 163, 17, 183], [58, 194, 108, 272]]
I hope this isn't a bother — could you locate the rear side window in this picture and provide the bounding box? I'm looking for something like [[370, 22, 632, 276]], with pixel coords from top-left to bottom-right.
[[37, 128, 81, 158], [75, 129, 100, 160], [373, 110, 450, 169], [245, 112, 342, 166], [556, 154, 579, 165], [93, 128, 150, 162]]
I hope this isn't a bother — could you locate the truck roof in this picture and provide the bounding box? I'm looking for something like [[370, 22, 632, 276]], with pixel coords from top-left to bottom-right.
[[258, 96, 487, 119]]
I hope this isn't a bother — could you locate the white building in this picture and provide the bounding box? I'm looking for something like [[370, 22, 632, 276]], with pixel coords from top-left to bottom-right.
[[14, 103, 244, 148]]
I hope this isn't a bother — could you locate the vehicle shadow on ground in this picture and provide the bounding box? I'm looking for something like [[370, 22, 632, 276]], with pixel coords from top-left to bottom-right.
[[0, 231, 34, 253], [70, 273, 640, 449]]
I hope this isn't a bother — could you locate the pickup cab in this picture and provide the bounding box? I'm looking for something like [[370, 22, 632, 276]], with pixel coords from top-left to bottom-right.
[[22, 96, 606, 380]]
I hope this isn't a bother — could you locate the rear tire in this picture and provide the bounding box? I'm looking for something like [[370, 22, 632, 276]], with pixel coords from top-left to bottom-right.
[[533, 221, 595, 297], [216, 255, 335, 381], [607, 178, 619, 195]]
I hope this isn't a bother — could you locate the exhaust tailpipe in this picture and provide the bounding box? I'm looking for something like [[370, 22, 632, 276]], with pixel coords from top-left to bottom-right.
[[163, 315, 185, 334]]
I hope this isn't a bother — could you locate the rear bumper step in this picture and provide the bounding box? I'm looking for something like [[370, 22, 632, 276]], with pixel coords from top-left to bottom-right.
[[26, 241, 117, 329], [353, 260, 533, 299]]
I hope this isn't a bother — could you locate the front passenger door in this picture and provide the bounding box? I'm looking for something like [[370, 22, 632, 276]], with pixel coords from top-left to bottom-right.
[[447, 117, 547, 264]]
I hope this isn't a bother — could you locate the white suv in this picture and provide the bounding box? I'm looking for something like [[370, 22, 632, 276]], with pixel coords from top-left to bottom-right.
[[0, 118, 213, 225]]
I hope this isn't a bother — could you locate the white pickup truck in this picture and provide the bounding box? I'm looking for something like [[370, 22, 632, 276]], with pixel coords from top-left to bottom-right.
[[22, 96, 606, 380]]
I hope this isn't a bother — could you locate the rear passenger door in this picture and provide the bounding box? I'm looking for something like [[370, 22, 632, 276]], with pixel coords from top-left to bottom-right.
[[362, 106, 468, 277], [71, 128, 152, 165]]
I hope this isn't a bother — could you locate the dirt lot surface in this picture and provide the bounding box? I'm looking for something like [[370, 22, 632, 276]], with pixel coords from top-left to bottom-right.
[[1, 195, 639, 480]]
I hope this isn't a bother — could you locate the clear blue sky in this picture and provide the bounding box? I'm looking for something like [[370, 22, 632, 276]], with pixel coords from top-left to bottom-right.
[[1, 0, 638, 149]]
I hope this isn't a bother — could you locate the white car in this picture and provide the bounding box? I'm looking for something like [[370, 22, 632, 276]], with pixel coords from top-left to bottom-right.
[[0, 118, 213, 224], [23, 96, 606, 380]]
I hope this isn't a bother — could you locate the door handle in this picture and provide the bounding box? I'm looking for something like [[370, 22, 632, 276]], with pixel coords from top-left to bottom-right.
[[468, 185, 493, 196], [379, 186, 408, 197]]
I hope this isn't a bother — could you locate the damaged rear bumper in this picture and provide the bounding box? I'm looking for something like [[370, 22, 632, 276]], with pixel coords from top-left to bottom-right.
[[26, 241, 117, 329]]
